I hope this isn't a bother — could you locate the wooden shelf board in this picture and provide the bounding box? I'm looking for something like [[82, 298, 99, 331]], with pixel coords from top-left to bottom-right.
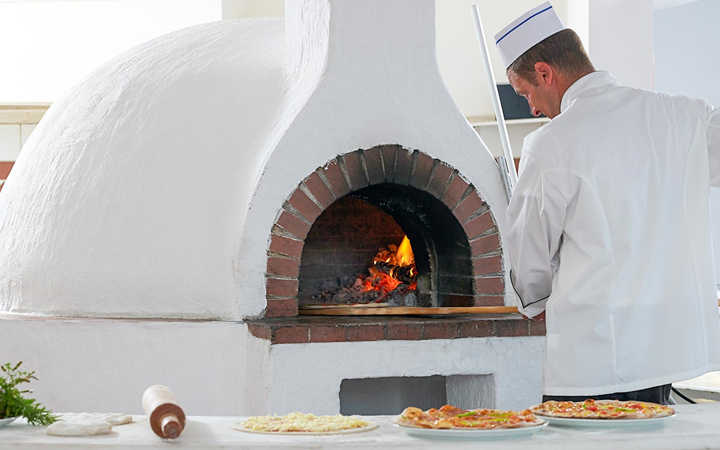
[[299, 305, 519, 316]]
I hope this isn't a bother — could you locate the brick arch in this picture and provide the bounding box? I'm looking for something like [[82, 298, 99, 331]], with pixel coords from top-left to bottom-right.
[[265, 145, 503, 317]]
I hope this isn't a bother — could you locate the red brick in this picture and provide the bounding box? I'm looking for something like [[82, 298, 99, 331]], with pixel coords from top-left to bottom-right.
[[473, 296, 505, 306], [427, 163, 453, 199], [265, 298, 298, 317], [410, 152, 434, 189], [463, 212, 495, 239], [273, 326, 309, 344], [363, 147, 384, 185], [342, 151, 368, 190], [304, 172, 335, 209], [266, 278, 299, 298], [322, 160, 351, 198], [495, 319, 529, 337], [470, 234, 501, 256], [453, 191, 486, 224], [394, 149, 413, 185], [386, 323, 423, 340], [288, 189, 322, 223], [247, 323, 271, 340], [474, 277, 504, 295], [310, 325, 346, 343], [422, 322, 458, 339], [472, 255, 502, 275], [269, 234, 304, 259], [443, 174, 469, 209], [345, 325, 384, 341], [0, 162, 13, 180], [276, 210, 311, 239], [380, 145, 399, 181], [458, 320, 494, 338], [529, 318, 546, 336], [267, 257, 300, 278]]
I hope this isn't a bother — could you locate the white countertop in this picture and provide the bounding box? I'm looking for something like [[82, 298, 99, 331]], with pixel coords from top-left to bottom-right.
[[3, 405, 720, 449]]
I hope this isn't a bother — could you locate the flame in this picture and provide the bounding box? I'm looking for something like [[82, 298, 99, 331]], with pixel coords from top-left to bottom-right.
[[396, 235, 414, 267], [359, 235, 417, 300]]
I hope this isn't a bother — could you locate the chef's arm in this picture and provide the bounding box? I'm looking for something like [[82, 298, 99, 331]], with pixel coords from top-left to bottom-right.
[[709, 107, 720, 187], [505, 165, 568, 318]]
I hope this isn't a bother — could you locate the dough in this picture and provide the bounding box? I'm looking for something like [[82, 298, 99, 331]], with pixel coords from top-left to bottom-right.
[[103, 413, 133, 426], [46, 419, 111, 436], [46, 412, 133, 436], [58, 412, 132, 425]]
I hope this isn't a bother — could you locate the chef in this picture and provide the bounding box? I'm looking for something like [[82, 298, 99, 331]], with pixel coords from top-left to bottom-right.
[[497, 2, 720, 403]]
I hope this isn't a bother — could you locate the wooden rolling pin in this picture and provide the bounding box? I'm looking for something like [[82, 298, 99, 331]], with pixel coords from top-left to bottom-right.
[[142, 385, 186, 439]]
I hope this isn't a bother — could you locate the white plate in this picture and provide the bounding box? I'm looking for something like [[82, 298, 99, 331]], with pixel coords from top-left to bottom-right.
[[394, 421, 548, 439], [539, 413, 676, 428], [0, 417, 18, 428], [233, 422, 379, 436]]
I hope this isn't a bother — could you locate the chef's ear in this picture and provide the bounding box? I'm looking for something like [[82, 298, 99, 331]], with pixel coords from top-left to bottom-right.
[[533, 62, 554, 86]]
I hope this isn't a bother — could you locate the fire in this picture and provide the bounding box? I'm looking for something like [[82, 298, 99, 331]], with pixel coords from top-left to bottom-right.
[[314, 234, 418, 305], [363, 235, 417, 299], [396, 235, 415, 267]]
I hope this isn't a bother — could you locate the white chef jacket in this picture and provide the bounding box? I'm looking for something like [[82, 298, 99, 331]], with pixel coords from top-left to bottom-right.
[[506, 71, 720, 396]]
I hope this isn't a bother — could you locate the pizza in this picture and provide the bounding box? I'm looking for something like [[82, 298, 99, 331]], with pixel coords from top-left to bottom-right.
[[531, 399, 675, 419], [396, 404, 544, 430], [237, 412, 371, 433]]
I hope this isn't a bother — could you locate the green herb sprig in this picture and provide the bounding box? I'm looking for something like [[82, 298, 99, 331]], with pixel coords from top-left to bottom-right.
[[0, 361, 57, 426]]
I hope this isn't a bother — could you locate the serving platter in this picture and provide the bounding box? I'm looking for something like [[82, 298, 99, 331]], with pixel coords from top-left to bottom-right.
[[538, 413, 676, 428], [394, 421, 548, 439], [232, 422, 379, 436]]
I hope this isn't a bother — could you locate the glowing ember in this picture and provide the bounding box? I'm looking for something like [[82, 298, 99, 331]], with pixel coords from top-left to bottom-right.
[[311, 235, 418, 305]]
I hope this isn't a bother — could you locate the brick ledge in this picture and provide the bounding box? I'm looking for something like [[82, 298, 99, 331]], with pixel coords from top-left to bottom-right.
[[245, 314, 545, 344]]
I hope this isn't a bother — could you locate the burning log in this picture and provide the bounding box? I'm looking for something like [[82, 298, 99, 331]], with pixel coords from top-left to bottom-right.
[[372, 262, 416, 284]]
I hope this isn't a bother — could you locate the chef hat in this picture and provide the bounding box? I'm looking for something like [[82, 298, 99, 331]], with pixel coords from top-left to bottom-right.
[[494, 1, 565, 68]]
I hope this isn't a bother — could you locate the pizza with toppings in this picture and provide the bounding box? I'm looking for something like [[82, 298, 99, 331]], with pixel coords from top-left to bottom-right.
[[531, 399, 675, 420], [396, 404, 545, 430]]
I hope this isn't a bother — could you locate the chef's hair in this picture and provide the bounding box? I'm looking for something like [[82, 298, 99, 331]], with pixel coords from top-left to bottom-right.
[[508, 29, 594, 84]]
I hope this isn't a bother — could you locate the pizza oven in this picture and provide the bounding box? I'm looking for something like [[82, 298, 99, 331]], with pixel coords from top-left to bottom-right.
[[1, 0, 545, 417], [267, 146, 506, 317]]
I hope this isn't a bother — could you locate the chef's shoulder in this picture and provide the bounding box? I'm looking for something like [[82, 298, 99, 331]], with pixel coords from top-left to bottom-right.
[[643, 88, 712, 119], [518, 119, 566, 174]]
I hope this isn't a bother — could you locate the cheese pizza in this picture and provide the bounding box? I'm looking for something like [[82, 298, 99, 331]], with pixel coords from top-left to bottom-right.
[[396, 404, 544, 430], [531, 399, 675, 419], [238, 412, 371, 433]]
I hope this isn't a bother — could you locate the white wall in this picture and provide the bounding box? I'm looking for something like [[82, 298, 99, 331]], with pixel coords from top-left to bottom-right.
[[222, 0, 283, 18], [0, 125, 20, 161], [588, 0, 654, 90], [654, 0, 720, 287], [654, 0, 720, 106], [0, 1, 221, 102]]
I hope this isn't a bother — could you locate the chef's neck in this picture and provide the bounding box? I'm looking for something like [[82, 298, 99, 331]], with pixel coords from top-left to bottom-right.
[[551, 68, 595, 117]]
